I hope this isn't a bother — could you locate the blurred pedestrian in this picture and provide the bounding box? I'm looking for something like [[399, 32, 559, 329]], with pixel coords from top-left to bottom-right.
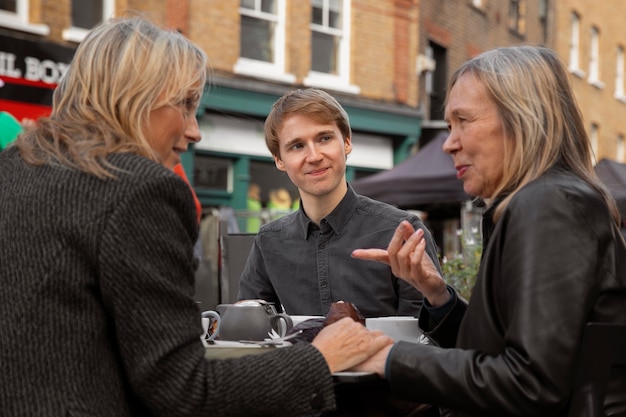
[[246, 182, 263, 232]]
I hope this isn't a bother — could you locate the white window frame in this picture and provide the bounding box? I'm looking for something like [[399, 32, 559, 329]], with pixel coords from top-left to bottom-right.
[[568, 12, 584, 78], [234, 0, 295, 84], [588, 26, 604, 88], [615, 46, 626, 101], [304, 0, 360, 94], [62, 0, 115, 43], [0, 0, 49, 35], [424, 45, 434, 95]]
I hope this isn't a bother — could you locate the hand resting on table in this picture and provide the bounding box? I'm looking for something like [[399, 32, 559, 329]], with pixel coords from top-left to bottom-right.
[[311, 317, 393, 373]]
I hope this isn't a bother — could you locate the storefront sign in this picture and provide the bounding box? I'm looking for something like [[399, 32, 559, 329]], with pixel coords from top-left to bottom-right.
[[0, 34, 75, 120]]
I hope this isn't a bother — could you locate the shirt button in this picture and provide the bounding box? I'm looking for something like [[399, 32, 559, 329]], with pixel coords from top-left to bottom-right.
[[310, 392, 324, 410], [320, 281, 328, 288], [319, 243, 326, 249]]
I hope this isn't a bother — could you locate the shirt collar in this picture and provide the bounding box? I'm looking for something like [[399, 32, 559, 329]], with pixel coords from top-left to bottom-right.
[[296, 183, 359, 239]]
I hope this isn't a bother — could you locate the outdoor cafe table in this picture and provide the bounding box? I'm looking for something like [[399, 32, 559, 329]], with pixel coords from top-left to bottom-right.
[[204, 342, 436, 416]]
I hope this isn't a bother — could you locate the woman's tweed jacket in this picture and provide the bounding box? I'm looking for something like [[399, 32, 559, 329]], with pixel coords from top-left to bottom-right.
[[0, 147, 335, 417]]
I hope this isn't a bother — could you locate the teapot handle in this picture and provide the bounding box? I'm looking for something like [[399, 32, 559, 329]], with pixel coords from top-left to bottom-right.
[[270, 313, 293, 337]]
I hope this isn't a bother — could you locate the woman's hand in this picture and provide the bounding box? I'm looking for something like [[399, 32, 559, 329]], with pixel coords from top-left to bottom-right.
[[352, 221, 450, 307], [311, 318, 393, 373], [350, 344, 393, 378]]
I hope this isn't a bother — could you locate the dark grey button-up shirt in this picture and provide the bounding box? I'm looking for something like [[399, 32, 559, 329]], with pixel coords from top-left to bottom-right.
[[237, 185, 442, 318]]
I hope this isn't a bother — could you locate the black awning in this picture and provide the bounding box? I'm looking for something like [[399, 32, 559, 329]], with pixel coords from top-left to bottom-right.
[[351, 132, 470, 209]]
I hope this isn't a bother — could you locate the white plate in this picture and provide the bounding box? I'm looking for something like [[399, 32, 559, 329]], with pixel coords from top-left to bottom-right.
[[204, 340, 288, 360]]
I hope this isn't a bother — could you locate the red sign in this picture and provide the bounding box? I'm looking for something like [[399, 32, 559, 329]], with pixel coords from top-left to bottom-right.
[[0, 34, 75, 121]]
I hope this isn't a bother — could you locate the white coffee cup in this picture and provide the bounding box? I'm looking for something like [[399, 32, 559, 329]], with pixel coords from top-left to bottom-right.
[[366, 316, 420, 342]]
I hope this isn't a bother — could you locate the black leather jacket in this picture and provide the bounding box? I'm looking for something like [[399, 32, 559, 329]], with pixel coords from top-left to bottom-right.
[[387, 166, 626, 416]]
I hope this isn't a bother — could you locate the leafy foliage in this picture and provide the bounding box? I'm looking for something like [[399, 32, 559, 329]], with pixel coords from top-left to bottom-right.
[[440, 231, 482, 300]]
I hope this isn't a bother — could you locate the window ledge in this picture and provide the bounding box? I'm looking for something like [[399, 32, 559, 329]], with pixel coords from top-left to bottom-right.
[[589, 79, 605, 89], [62, 27, 89, 43], [234, 59, 296, 84], [0, 17, 49, 36], [616, 95, 626, 104], [469, 4, 487, 16], [304, 72, 360, 95], [569, 68, 586, 79]]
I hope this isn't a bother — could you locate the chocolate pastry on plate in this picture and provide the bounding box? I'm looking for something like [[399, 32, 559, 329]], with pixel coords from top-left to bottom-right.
[[287, 301, 365, 343]]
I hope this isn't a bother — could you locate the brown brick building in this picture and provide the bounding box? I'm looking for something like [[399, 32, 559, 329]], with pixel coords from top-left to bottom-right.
[[550, 0, 626, 163], [3, 0, 626, 208], [417, 0, 549, 141], [1, 0, 428, 211], [417, 0, 626, 164]]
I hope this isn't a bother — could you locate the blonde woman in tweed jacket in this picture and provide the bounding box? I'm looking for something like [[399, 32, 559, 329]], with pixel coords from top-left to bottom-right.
[[0, 16, 391, 417]]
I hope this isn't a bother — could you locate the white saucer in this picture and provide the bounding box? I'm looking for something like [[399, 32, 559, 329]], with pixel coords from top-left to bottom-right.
[[289, 315, 324, 326], [204, 340, 289, 360]]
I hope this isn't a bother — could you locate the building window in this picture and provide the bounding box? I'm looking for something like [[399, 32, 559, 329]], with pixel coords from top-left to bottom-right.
[[568, 12, 582, 75], [590, 123, 599, 163], [616, 46, 625, 99], [239, 0, 277, 63], [0, 0, 24, 21], [508, 0, 526, 35], [0, 0, 49, 35], [588, 26, 604, 88], [235, 0, 295, 83], [194, 155, 233, 192], [617, 134, 625, 162], [0, 0, 17, 13], [63, 0, 114, 43], [310, 0, 342, 74], [72, 0, 103, 29], [304, 0, 358, 94]]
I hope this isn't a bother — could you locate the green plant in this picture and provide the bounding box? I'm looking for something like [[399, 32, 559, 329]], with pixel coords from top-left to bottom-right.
[[440, 230, 482, 301]]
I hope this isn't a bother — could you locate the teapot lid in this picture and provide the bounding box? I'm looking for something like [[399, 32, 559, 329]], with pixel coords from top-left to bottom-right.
[[235, 299, 272, 307], [233, 299, 278, 315]]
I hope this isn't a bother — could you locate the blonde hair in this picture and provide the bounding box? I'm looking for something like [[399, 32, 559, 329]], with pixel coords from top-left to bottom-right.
[[448, 46, 619, 224], [17, 16, 208, 178], [264, 88, 351, 158]]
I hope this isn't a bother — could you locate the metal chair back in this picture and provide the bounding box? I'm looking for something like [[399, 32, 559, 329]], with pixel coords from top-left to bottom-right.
[[218, 220, 256, 304]]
